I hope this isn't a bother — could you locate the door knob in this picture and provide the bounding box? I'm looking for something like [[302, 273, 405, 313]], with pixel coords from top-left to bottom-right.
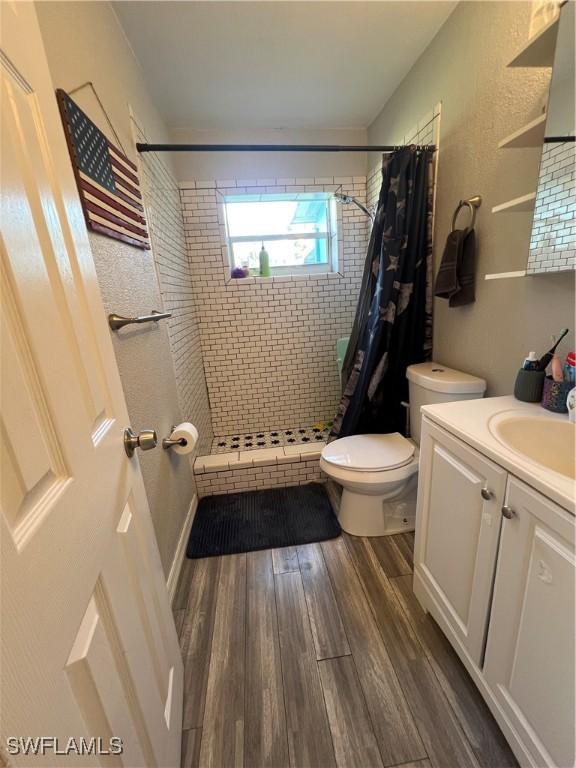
[[501, 505, 516, 520], [481, 487, 493, 500], [124, 427, 158, 457]]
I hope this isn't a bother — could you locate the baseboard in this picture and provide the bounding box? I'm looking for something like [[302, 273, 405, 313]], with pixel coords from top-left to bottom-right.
[[166, 493, 197, 604]]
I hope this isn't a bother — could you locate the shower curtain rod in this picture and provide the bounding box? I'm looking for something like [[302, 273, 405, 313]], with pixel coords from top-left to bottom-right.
[[135, 143, 436, 153]]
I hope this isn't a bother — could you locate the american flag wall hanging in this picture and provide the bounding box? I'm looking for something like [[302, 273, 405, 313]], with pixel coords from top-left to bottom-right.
[[56, 89, 150, 250]]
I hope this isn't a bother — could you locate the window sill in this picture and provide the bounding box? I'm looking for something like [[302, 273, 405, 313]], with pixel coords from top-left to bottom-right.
[[225, 271, 343, 286]]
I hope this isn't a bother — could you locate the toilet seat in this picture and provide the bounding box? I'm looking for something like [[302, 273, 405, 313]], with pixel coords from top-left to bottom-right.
[[321, 433, 415, 472], [319, 453, 418, 489]]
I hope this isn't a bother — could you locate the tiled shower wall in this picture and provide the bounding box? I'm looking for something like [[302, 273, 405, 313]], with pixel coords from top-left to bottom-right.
[[367, 107, 441, 212], [139, 149, 214, 453], [179, 176, 369, 435], [527, 141, 576, 274]]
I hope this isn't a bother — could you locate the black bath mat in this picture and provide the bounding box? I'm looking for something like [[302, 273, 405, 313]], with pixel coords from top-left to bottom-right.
[[186, 483, 341, 558]]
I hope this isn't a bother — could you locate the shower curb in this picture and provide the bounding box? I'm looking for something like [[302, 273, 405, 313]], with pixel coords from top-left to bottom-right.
[[193, 444, 326, 498]]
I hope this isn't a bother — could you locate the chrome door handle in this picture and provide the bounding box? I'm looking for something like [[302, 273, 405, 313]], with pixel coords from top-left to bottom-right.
[[124, 427, 157, 457], [481, 487, 493, 500], [501, 505, 516, 519]]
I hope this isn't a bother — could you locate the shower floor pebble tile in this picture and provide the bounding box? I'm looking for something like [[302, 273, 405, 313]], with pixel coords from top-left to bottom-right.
[[211, 423, 332, 453]]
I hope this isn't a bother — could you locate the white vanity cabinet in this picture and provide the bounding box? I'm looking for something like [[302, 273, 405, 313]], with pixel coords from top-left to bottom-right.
[[414, 413, 575, 768], [413, 419, 507, 664], [483, 477, 575, 768]]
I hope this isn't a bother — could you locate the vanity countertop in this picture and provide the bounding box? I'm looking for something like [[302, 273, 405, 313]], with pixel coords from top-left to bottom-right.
[[421, 395, 575, 514]]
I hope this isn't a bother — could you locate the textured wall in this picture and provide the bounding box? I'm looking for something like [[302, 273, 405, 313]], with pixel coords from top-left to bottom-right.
[[87, 233, 197, 575], [37, 1, 211, 576], [180, 176, 370, 434], [172, 127, 368, 181], [368, 1, 575, 394], [35, 1, 173, 173]]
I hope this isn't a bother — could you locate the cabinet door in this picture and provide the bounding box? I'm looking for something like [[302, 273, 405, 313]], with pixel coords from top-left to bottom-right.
[[484, 477, 575, 768], [414, 419, 507, 664]]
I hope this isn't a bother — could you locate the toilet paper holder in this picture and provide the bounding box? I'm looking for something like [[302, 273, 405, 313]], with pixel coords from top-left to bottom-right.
[[162, 425, 187, 450]]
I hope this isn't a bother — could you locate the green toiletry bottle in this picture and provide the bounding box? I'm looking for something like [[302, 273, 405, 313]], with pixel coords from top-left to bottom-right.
[[259, 243, 271, 277]]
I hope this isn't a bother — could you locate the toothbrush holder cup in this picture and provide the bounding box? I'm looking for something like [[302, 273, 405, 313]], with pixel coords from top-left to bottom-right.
[[514, 369, 545, 403], [541, 376, 572, 413]]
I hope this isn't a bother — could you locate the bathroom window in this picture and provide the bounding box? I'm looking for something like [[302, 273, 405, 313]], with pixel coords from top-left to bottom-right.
[[222, 192, 340, 276]]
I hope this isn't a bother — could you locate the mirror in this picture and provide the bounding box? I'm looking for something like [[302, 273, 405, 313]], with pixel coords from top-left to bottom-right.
[[526, 1, 575, 274]]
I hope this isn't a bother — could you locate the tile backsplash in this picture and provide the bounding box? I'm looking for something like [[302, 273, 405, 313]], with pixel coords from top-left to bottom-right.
[[528, 141, 576, 274], [179, 176, 369, 434]]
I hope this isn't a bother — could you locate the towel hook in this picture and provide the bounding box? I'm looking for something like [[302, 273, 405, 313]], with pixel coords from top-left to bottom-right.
[[451, 195, 482, 232]]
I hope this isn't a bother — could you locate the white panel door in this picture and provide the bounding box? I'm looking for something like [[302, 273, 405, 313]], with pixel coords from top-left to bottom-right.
[[0, 4, 182, 766], [413, 418, 507, 664], [484, 477, 575, 768]]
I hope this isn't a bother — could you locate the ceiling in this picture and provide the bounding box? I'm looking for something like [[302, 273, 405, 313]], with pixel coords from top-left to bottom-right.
[[113, 1, 456, 131]]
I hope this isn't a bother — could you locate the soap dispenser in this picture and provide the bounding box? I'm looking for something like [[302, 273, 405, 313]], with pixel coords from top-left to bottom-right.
[[259, 243, 271, 277]]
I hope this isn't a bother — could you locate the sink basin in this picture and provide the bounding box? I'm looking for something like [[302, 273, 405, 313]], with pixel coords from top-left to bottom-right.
[[490, 413, 576, 480]]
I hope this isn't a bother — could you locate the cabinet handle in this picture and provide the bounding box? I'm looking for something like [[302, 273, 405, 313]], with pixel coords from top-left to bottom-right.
[[481, 487, 493, 500], [502, 505, 516, 519]]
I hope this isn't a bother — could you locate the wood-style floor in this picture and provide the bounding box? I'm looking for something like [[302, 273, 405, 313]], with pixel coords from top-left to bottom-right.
[[173, 530, 518, 768]]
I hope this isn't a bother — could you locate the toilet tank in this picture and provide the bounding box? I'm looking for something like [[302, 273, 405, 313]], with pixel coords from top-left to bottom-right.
[[406, 362, 486, 445]]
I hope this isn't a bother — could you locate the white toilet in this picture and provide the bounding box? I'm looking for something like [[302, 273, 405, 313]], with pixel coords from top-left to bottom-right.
[[321, 362, 486, 536]]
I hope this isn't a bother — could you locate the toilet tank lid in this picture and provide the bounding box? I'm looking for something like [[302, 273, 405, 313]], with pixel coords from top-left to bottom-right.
[[406, 362, 486, 394]]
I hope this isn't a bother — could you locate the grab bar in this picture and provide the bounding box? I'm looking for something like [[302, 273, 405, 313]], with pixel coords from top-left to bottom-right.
[[108, 310, 172, 331]]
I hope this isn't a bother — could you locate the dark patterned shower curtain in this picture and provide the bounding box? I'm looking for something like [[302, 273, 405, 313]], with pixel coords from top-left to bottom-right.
[[331, 146, 434, 439]]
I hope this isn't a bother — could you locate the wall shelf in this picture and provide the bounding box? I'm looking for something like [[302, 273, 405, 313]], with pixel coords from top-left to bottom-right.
[[498, 114, 547, 149], [492, 193, 536, 214], [485, 270, 527, 281], [508, 15, 559, 67]]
